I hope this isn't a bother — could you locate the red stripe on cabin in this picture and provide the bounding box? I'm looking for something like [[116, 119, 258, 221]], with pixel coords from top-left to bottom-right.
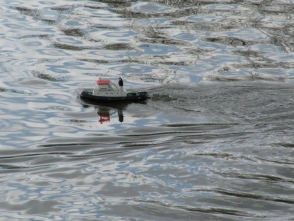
[[96, 79, 110, 84]]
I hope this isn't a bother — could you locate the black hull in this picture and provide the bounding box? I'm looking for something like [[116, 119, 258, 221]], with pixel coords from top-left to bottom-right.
[[80, 91, 150, 103]]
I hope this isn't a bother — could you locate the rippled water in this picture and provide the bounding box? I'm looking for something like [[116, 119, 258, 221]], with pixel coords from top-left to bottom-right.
[[1, 0, 294, 220]]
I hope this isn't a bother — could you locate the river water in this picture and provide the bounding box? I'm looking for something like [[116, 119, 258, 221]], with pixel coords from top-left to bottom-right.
[[1, 0, 294, 220]]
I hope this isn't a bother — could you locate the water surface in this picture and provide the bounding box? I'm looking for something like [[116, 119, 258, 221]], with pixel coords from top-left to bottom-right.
[[1, 0, 294, 220]]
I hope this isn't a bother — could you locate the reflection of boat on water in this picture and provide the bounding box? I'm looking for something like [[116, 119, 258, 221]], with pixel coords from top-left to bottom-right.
[[97, 105, 124, 124], [80, 78, 150, 103], [97, 106, 111, 123], [79, 95, 147, 124]]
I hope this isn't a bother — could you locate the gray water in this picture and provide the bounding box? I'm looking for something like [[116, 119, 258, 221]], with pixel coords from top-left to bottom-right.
[[1, 0, 294, 220]]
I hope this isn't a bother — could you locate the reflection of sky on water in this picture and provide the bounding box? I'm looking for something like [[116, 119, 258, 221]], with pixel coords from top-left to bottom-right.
[[90, 30, 137, 43], [133, 18, 172, 27], [138, 43, 182, 55], [2, 0, 293, 88], [265, 53, 294, 62], [204, 4, 250, 11], [223, 28, 269, 41], [172, 32, 199, 41], [186, 15, 225, 23], [85, 50, 140, 60], [110, 63, 155, 75], [132, 2, 173, 13]]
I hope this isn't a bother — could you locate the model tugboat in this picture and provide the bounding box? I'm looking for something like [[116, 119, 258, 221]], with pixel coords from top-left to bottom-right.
[[80, 77, 150, 103]]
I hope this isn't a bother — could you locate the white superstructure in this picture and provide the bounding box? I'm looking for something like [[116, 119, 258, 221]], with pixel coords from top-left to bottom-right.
[[92, 78, 127, 97]]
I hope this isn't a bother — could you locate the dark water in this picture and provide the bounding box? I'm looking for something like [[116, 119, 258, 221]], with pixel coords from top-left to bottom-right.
[[1, 0, 294, 220]]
